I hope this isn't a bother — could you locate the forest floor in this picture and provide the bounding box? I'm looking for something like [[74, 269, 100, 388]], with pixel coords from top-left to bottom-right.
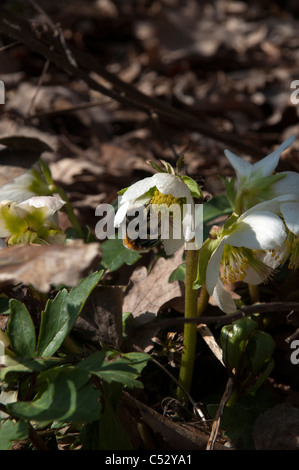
[[0, 0, 299, 450]]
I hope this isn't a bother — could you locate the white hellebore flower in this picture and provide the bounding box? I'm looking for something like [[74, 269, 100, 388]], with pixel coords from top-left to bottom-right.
[[0, 196, 66, 246], [205, 207, 287, 314], [0, 167, 52, 204], [224, 135, 298, 213], [114, 172, 197, 255]]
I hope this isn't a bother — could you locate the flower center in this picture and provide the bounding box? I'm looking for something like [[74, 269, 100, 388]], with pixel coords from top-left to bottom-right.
[[220, 245, 273, 284], [150, 190, 182, 208]]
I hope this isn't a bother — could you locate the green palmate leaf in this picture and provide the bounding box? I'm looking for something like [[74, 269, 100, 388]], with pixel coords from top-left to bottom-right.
[[7, 300, 36, 357], [7, 367, 101, 423], [169, 262, 186, 282], [100, 237, 141, 272], [0, 420, 29, 450], [0, 356, 66, 383], [37, 270, 103, 357], [76, 350, 150, 389], [181, 175, 203, 199]]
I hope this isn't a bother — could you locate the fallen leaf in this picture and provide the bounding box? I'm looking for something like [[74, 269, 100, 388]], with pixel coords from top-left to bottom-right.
[[0, 241, 101, 292], [123, 248, 184, 325], [123, 248, 184, 352]]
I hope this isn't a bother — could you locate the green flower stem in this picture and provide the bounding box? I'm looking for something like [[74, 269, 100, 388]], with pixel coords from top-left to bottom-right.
[[52, 184, 85, 239], [177, 249, 209, 402], [248, 283, 260, 304]]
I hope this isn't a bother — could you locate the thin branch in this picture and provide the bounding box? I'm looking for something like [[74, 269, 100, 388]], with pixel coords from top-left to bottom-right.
[[0, 40, 20, 52], [206, 377, 234, 450], [0, 9, 264, 157], [128, 302, 299, 335]]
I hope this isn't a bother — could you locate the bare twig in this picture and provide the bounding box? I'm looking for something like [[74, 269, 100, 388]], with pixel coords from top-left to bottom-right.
[[128, 302, 299, 336], [0, 9, 265, 157], [206, 377, 234, 450], [0, 40, 20, 52]]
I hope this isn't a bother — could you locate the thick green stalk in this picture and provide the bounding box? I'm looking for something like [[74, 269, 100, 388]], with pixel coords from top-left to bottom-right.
[[248, 283, 260, 304], [177, 249, 209, 402]]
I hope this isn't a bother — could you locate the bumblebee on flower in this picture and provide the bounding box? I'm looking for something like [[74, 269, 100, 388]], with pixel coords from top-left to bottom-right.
[[114, 160, 203, 256]]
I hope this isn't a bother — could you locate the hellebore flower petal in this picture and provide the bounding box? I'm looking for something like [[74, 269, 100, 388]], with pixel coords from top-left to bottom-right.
[[252, 135, 295, 178], [280, 202, 299, 236], [0, 171, 36, 203], [224, 135, 297, 213], [212, 278, 237, 314], [226, 210, 287, 250], [206, 238, 227, 296]]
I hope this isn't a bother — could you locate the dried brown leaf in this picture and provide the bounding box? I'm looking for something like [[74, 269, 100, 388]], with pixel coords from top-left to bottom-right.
[[0, 240, 100, 292], [123, 248, 184, 325]]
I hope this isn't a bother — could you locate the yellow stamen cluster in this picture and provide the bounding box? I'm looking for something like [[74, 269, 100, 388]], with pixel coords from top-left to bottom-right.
[[220, 246, 250, 284], [150, 190, 182, 207], [220, 246, 273, 285]]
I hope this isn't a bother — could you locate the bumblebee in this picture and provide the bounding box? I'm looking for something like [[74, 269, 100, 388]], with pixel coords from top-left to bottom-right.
[[123, 203, 163, 252], [123, 233, 161, 252]]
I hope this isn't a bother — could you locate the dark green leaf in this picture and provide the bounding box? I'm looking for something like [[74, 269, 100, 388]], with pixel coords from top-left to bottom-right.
[[37, 270, 103, 357], [7, 300, 36, 357], [169, 262, 186, 282], [0, 420, 29, 450], [181, 175, 203, 199], [101, 238, 141, 272], [76, 350, 150, 389], [7, 367, 100, 423], [0, 356, 66, 383]]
